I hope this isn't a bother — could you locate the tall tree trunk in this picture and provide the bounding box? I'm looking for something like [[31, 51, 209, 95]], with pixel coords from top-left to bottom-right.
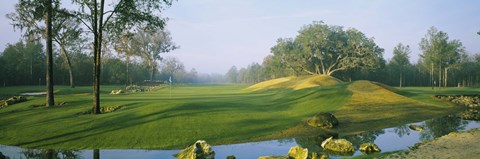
[[45, 0, 54, 107], [150, 65, 155, 81], [60, 45, 75, 88], [430, 63, 434, 90], [126, 56, 130, 85], [30, 51, 33, 85], [444, 67, 448, 87], [320, 59, 326, 75], [399, 71, 403, 88], [92, 0, 104, 114], [438, 63, 442, 88]]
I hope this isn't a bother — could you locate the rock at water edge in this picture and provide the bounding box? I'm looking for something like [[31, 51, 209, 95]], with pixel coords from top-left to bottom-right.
[[174, 140, 215, 159], [321, 137, 354, 153], [307, 112, 339, 129], [359, 143, 381, 153]]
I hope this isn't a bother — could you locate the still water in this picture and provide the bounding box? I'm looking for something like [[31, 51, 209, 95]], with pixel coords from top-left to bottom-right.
[[1, 116, 479, 159]]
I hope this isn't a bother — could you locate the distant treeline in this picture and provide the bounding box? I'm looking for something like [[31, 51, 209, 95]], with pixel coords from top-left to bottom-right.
[[1, 22, 479, 87], [0, 40, 225, 86]]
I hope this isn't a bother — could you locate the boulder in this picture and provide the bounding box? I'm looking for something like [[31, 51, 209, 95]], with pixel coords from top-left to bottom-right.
[[174, 140, 215, 159], [287, 146, 328, 159], [1, 96, 27, 108], [359, 143, 381, 153], [307, 112, 339, 129], [288, 146, 308, 159], [226, 155, 236, 159], [408, 125, 424, 131], [321, 137, 354, 153], [110, 90, 124, 95]]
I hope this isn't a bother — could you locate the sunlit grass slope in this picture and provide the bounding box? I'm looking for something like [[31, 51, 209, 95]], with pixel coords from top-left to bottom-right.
[[0, 76, 470, 149], [334, 81, 459, 134], [246, 75, 342, 91]]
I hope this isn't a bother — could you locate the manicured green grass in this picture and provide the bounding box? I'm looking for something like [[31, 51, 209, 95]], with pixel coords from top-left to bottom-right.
[[0, 78, 476, 150], [0, 83, 350, 149]]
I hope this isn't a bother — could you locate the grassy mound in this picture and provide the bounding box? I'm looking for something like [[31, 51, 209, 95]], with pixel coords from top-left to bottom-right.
[[334, 80, 457, 134], [247, 75, 342, 91]]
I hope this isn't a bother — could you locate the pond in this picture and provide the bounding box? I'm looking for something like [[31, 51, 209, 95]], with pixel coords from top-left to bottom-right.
[[1, 116, 479, 159]]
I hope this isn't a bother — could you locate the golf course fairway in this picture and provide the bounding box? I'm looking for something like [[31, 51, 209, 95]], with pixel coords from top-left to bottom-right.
[[0, 75, 468, 149]]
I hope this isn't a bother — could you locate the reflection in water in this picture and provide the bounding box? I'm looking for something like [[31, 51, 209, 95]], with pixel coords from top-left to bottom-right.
[[0, 117, 478, 159], [346, 130, 385, 149], [420, 116, 468, 140], [94, 149, 99, 159], [21, 149, 81, 159], [393, 125, 411, 137]]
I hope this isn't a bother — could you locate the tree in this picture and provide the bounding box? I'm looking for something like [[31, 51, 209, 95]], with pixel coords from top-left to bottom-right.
[[113, 32, 136, 85], [133, 29, 178, 81], [0, 41, 45, 86], [389, 43, 411, 87], [271, 21, 384, 76], [419, 27, 465, 87], [262, 54, 288, 79], [9, 1, 84, 89], [52, 14, 84, 88], [270, 38, 305, 76], [8, 0, 56, 106], [160, 57, 184, 82], [66, 0, 174, 114], [226, 66, 238, 83]]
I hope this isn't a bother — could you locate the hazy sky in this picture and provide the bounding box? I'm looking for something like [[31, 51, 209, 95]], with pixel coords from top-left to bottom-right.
[[1, 0, 480, 74]]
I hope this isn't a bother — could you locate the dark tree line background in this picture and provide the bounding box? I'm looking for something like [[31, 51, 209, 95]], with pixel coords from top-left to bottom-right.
[[0, 40, 208, 86], [1, 21, 479, 88]]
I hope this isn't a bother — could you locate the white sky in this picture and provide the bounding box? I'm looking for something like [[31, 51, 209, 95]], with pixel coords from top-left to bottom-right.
[[2, 0, 480, 74]]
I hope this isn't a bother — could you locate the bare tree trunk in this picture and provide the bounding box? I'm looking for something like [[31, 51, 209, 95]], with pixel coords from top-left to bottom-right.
[[320, 60, 326, 75], [444, 67, 448, 87], [438, 63, 442, 88], [150, 64, 155, 81], [45, 0, 55, 107], [60, 45, 75, 88], [430, 63, 434, 90], [399, 71, 403, 88], [126, 56, 130, 85]]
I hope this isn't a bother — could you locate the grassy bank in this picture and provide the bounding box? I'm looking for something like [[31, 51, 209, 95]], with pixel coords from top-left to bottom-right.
[[0, 76, 472, 149]]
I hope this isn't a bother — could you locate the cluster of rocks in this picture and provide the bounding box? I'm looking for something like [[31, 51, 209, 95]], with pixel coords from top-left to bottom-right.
[[0, 96, 27, 108], [100, 106, 122, 113], [110, 85, 166, 95], [175, 113, 381, 159], [436, 95, 480, 120], [77, 106, 122, 115], [176, 137, 380, 158], [126, 85, 145, 92], [435, 95, 480, 109], [457, 109, 480, 120]]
